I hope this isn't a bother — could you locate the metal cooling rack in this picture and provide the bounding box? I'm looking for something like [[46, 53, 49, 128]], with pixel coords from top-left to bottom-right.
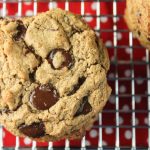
[[0, 0, 150, 149]]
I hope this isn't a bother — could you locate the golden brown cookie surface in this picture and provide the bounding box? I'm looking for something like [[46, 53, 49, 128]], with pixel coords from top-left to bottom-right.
[[0, 8, 111, 141]]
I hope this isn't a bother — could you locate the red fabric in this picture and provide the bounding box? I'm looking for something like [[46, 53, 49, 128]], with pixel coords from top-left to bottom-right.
[[0, 1, 149, 148]]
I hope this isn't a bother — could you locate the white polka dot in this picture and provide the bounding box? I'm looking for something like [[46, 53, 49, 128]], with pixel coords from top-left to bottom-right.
[[135, 118, 139, 125], [84, 14, 93, 22], [105, 127, 113, 134], [119, 116, 124, 125], [102, 140, 107, 146], [116, 17, 120, 22], [48, 2, 57, 9], [2, 131, 5, 138], [24, 2, 32, 5], [124, 69, 131, 77], [89, 129, 98, 138], [136, 79, 144, 85], [24, 137, 32, 145], [105, 40, 113, 47], [101, 17, 108, 23], [109, 96, 115, 104], [25, 10, 33, 16], [119, 85, 126, 93], [142, 56, 146, 61], [122, 105, 130, 112], [117, 32, 122, 40], [111, 56, 115, 61], [135, 96, 141, 103], [91, 2, 97, 10], [124, 130, 132, 140], [144, 117, 148, 125], [108, 73, 115, 78], [85, 140, 91, 146], [125, 47, 131, 54]]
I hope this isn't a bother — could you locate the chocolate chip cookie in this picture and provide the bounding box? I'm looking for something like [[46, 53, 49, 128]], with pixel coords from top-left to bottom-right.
[[0, 8, 111, 141], [125, 0, 150, 50]]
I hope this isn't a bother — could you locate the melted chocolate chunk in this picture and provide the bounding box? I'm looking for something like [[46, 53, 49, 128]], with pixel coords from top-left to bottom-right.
[[13, 21, 26, 41], [68, 77, 86, 96], [74, 96, 92, 117], [19, 122, 45, 138], [47, 49, 74, 69], [30, 84, 59, 110]]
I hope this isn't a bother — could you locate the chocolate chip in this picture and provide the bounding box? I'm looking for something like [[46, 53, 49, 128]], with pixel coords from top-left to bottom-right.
[[138, 31, 141, 36], [13, 20, 26, 41], [148, 37, 150, 41], [29, 71, 35, 82], [30, 84, 59, 110], [19, 122, 45, 138], [19, 94, 23, 99], [47, 49, 74, 69], [67, 77, 86, 96], [74, 96, 92, 117]]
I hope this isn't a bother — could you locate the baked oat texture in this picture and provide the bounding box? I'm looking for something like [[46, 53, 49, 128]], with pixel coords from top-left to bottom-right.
[[0, 8, 111, 141], [125, 0, 150, 50]]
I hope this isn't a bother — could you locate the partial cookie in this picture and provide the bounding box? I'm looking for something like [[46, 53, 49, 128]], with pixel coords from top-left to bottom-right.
[[125, 0, 150, 49], [0, 8, 111, 141]]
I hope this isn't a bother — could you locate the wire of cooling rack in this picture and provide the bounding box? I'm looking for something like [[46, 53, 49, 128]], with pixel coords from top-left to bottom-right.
[[96, 1, 102, 150], [112, 1, 120, 149], [146, 49, 150, 148], [0, 0, 150, 149]]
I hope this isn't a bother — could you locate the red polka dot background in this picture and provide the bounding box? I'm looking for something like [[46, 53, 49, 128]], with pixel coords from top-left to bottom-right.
[[0, 1, 150, 149]]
